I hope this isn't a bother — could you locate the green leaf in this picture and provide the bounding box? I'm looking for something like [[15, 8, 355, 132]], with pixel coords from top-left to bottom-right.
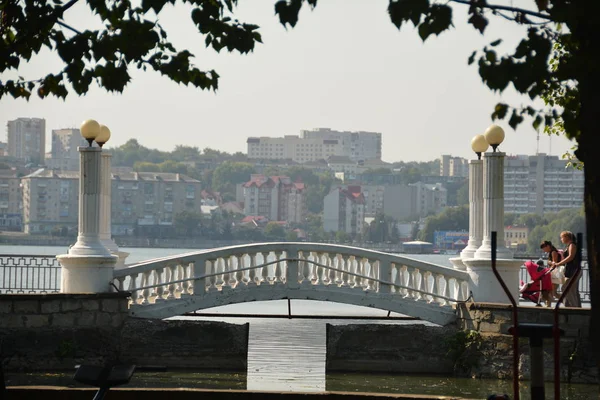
[[489, 39, 502, 47]]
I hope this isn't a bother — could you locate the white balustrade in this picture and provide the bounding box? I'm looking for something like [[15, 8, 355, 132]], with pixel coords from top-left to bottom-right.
[[111, 243, 471, 325]]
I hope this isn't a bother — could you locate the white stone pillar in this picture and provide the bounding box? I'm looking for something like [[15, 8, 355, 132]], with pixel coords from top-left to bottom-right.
[[99, 152, 129, 268], [58, 146, 117, 292], [474, 151, 513, 260], [461, 159, 484, 260]]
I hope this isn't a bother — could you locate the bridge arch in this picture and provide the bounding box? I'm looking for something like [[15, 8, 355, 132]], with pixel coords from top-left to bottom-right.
[[112, 242, 470, 326]]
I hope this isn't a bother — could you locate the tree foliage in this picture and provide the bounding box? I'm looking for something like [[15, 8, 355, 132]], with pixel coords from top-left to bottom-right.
[[0, 0, 262, 99], [212, 161, 256, 198], [419, 205, 468, 243]]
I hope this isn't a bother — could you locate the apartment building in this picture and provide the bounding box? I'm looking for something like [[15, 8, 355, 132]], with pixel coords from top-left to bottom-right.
[[247, 128, 382, 163], [323, 186, 365, 235], [111, 172, 202, 235], [21, 169, 79, 233], [439, 155, 468, 177], [301, 128, 382, 161], [7, 118, 46, 164], [47, 128, 87, 171], [383, 182, 447, 220], [21, 169, 202, 234], [247, 135, 343, 163], [242, 175, 305, 223], [0, 169, 23, 230], [504, 154, 584, 215]]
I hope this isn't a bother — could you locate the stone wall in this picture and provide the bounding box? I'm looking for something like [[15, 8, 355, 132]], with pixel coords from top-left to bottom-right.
[[326, 303, 598, 384], [326, 324, 458, 374], [0, 293, 249, 371], [455, 302, 597, 384]]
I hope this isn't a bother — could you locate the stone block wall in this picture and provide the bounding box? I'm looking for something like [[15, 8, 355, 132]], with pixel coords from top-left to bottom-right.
[[0, 293, 249, 372], [326, 323, 458, 374], [454, 302, 597, 384]]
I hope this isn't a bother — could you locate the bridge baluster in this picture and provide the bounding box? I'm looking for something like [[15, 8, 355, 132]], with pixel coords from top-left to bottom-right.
[[220, 258, 231, 290], [274, 251, 283, 284], [340, 255, 350, 287], [300, 251, 310, 286], [128, 272, 140, 305], [423, 271, 434, 303], [180, 263, 191, 296], [115, 276, 126, 292], [437, 274, 448, 306], [400, 265, 411, 298], [322, 254, 331, 285], [227, 256, 237, 288], [307, 252, 317, 284], [166, 264, 177, 300], [236, 255, 245, 287], [354, 258, 363, 289], [413, 268, 423, 301], [247, 253, 257, 286], [140, 271, 151, 305], [286, 249, 299, 288], [261, 252, 270, 285], [327, 253, 336, 286], [204, 259, 216, 292], [365, 259, 376, 291]]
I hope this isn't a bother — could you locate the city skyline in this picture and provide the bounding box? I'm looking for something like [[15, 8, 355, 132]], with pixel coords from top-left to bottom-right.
[[0, 1, 574, 162]]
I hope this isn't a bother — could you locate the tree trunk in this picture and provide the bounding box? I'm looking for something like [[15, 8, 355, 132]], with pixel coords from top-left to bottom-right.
[[572, 6, 600, 367]]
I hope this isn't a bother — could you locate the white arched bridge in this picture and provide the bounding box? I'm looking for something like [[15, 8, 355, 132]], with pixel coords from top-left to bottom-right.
[[111, 243, 471, 326]]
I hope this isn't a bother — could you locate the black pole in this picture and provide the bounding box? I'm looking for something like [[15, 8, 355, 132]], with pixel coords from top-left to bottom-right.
[[490, 231, 520, 400]]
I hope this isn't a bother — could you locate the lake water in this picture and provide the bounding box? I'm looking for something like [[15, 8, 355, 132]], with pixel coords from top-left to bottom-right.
[[2, 244, 597, 398]]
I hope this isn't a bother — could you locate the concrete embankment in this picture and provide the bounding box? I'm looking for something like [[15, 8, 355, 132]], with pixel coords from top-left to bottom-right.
[[326, 303, 598, 384], [0, 293, 248, 371]]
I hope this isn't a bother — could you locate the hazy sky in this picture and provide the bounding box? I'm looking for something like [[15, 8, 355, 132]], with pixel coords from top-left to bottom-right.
[[0, 0, 574, 162]]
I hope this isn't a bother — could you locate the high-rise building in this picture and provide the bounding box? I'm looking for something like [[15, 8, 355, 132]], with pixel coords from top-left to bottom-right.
[[439, 155, 468, 177], [504, 154, 584, 215], [242, 175, 305, 223], [247, 128, 382, 163], [48, 128, 87, 171], [323, 186, 365, 235], [7, 118, 46, 164]]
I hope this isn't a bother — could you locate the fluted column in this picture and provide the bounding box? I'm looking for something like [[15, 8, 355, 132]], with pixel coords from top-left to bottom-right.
[[100, 152, 129, 268], [71, 147, 111, 256], [474, 151, 512, 259], [99, 152, 118, 253], [57, 146, 117, 292], [460, 159, 484, 260]]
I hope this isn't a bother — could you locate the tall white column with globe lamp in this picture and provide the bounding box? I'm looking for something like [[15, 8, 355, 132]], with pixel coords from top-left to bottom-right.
[[449, 135, 488, 270], [57, 120, 117, 293], [96, 125, 129, 268], [463, 125, 522, 303], [474, 125, 513, 260], [461, 135, 488, 261]]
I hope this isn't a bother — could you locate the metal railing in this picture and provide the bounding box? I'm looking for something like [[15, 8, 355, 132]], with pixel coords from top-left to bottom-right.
[[0, 253, 591, 303], [0, 255, 61, 293]]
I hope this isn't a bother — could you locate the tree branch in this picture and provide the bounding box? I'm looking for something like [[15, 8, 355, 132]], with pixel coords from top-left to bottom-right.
[[57, 20, 81, 34], [449, 0, 553, 21], [61, 0, 80, 13]]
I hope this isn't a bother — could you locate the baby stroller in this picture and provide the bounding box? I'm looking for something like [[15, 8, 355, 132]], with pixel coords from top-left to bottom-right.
[[520, 260, 553, 306]]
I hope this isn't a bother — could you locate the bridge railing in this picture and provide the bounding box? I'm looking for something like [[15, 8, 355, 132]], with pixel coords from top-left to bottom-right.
[[111, 242, 472, 307]]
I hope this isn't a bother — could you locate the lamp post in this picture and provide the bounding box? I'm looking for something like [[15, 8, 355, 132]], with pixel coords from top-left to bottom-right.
[[474, 125, 512, 260], [460, 135, 488, 261], [96, 125, 129, 268], [462, 124, 522, 303], [450, 134, 488, 270], [57, 120, 117, 293]]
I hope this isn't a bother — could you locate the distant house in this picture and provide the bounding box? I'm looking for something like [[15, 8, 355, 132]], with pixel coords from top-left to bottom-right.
[[323, 186, 365, 235], [242, 174, 305, 224]]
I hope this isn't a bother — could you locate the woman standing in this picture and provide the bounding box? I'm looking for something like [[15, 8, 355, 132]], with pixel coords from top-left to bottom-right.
[[540, 240, 562, 300], [549, 231, 581, 307]]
